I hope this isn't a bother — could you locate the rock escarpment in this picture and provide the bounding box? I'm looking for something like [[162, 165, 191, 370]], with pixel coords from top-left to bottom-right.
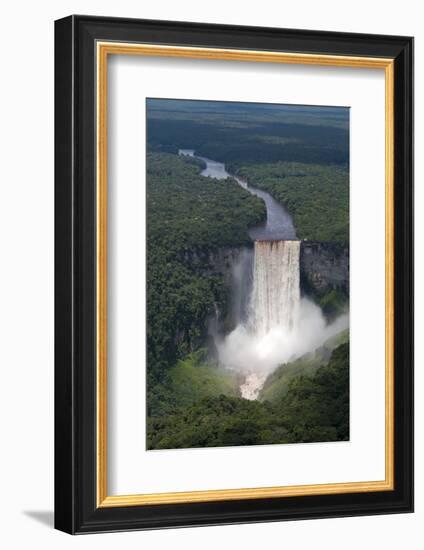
[[178, 246, 253, 334], [178, 246, 250, 283], [177, 240, 349, 337], [300, 241, 349, 296]]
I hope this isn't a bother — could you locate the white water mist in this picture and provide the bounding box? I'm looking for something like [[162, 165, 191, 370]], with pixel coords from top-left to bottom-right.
[[216, 239, 348, 400]]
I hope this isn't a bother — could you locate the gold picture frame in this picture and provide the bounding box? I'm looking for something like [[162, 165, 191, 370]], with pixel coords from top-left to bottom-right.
[[96, 42, 394, 508], [55, 15, 413, 534]]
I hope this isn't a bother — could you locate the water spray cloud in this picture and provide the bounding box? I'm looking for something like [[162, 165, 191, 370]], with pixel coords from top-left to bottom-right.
[[215, 240, 348, 398], [217, 297, 348, 375]]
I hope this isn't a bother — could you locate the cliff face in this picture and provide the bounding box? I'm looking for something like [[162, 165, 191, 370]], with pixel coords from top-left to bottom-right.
[[177, 240, 349, 336], [300, 241, 349, 297], [178, 246, 253, 334], [178, 246, 251, 284]]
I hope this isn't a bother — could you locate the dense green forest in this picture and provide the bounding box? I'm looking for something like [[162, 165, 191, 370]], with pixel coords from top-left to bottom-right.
[[147, 99, 349, 168], [146, 99, 350, 450], [147, 99, 349, 244], [317, 288, 349, 322], [147, 343, 349, 449], [148, 99, 349, 129], [259, 329, 349, 402], [147, 152, 265, 401], [232, 162, 349, 243]]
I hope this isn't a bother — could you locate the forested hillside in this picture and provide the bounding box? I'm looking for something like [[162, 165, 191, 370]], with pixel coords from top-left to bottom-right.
[[147, 99, 349, 168], [259, 329, 349, 402], [147, 342, 349, 449], [232, 162, 349, 243], [147, 152, 265, 408], [147, 100, 349, 244], [146, 99, 350, 450]]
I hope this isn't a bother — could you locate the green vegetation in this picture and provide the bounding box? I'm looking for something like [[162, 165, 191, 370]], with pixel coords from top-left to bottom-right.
[[259, 329, 349, 403], [148, 99, 349, 130], [147, 99, 349, 167], [233, 162, 349, 243], [319, 289, 348, 320], [146, 152, 265, 396], [147, 152, 265, 251], [145, 99, 350, 450], [148, 349, 240, 417], [277, 343, 350, 443], [148, 343, 349, 449]]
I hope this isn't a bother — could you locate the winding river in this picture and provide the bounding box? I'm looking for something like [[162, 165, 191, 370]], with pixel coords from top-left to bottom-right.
[[178, 149, 298, 400], [178, 149, 296, 241]]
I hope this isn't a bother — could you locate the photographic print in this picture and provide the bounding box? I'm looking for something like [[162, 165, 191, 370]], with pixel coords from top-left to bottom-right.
[[55, 18, 413, 532], [146, 98, 350, 451]]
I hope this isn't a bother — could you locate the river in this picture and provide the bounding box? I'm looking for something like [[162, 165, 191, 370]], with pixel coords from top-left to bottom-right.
[[178, 148, 297, 401], [178, 149, 296, 241]]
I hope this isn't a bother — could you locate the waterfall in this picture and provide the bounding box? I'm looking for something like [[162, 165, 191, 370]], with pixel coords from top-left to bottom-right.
[[217, 238, 347, 401], [250, 240, 300, 335]]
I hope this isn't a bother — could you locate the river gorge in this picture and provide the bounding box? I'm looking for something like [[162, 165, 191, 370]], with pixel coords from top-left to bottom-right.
[[178, 149, 348, 400]]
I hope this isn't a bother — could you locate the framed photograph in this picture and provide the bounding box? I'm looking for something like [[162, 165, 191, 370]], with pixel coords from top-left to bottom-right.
[[54, 15, 413, 534]]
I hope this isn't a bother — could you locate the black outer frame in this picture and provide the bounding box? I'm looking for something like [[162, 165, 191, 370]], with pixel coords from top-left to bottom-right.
[[54, 15, 414, 534]]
